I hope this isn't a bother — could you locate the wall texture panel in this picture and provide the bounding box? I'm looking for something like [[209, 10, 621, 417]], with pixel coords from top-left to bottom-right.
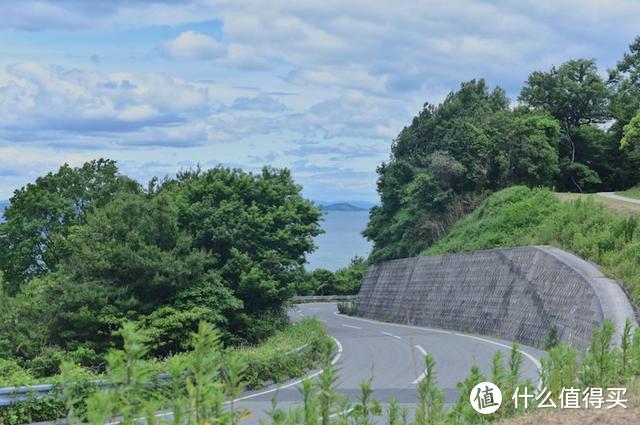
[[356, 246, 636, 351]]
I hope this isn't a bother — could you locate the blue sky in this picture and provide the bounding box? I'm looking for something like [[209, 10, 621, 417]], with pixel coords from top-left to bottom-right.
[[1, 0, 640, 201]]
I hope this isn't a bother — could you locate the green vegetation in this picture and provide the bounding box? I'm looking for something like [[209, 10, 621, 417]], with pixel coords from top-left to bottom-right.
[[424, 186, 640, 303], [336, 300, 358, 316], [0, 160, 322, 374], [5, 319, 640, 425], [0, 318, 329, 424], [365, 37, 640, 263], [295, 256, 367, 296], [616, 185, 640, 200]]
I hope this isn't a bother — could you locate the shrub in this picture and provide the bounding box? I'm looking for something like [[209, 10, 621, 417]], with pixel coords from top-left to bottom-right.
[[337, 301, 358, 316]]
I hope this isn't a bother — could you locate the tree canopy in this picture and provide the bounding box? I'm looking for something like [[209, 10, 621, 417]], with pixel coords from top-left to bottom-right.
[[0, 162, 322, 361]]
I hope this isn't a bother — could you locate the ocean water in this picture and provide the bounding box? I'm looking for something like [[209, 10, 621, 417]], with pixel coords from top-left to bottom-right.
[[306, 210, 372, 271]]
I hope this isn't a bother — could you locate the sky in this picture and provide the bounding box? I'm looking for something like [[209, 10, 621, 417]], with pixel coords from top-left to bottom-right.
[[1, 1, 640, 202]]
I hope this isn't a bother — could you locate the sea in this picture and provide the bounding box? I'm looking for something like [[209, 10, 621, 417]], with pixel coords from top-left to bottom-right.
[[305, 210, 372, 271]]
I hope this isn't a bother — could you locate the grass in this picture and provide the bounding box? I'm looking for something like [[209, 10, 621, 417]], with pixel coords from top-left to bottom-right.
[[556, 192, 640, 216], [425, 186, 640, 304], [230, 317, 330, 388], [617, 185, 640, 201]]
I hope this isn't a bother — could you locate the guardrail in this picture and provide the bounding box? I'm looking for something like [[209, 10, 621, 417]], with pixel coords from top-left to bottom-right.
[[0, 383, 58, 407], [291, 295, 356, 303]]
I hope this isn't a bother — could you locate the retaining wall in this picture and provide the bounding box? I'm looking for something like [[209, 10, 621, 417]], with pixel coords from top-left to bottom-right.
[[356, 246, 637, 351]]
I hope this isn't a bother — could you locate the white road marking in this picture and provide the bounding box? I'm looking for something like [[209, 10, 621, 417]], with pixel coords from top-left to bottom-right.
[[381, 331, 401, 339], [334, 311, 542, 378], [342, 324, 362, 329], [412, 345, 428, 384]]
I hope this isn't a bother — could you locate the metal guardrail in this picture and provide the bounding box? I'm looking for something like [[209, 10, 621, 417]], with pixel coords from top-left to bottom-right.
[[0, 383, 57, 407], [291, 295, 356, 303]]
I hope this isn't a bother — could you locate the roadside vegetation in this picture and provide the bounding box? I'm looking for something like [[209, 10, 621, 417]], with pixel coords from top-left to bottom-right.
[[0, 159, 322, 379], [0, 318, 329, 424], [294, 256, 367, 296]]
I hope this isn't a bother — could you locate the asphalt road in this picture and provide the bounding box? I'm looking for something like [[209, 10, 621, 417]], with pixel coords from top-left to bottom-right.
[[234, 302, 545, 423], [598, 192, 640, 205]]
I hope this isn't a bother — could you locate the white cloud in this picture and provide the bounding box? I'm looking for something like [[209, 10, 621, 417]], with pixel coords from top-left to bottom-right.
[[163, 31, 226, 60], [0, 63, 209, 146]]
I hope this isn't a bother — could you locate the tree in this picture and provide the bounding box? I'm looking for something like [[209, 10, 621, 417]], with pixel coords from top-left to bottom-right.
[[620, 109, 640, 159], [172, 166, 323, 341], [519, 59, 609, 192], [0, 159, 139, 293], [365, 80, 561, 262], [30, 191, 241, 353]]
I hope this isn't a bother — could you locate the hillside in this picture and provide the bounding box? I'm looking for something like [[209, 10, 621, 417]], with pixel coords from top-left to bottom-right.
[[320, 202, 366, 211], [424, 186, 640, 305]]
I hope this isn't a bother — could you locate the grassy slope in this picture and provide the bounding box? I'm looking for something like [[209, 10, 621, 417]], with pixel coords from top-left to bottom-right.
[[617, 185, 640, 201], [423, 186, 640, 304]]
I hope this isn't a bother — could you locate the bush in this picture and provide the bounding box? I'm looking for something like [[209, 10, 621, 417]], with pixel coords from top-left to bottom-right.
[[295, 257, 367, 296], [337, 301, 358, 316], [231, 318, 331, 388]]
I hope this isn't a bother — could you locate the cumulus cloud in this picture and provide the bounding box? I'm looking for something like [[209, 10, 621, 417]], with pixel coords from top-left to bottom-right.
[[163, 31, 226, 60], [0, 63, 209, 147]]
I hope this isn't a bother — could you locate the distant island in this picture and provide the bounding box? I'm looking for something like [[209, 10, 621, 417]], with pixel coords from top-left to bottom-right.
[[320, 202, 367, 211]]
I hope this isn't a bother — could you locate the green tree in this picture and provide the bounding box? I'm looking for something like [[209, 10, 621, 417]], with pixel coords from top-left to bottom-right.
[[27, 191, 242, 354], [519, 59, 609, 192], [172, 166, 322, 341], [0, 159, 139, 292], [365, 80, 560, 262], [620, 109, 640, 159]]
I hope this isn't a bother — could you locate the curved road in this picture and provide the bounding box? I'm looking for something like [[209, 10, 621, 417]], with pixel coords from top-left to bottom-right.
[[235, 303, 545, 422], [598, 192, 640, 205]]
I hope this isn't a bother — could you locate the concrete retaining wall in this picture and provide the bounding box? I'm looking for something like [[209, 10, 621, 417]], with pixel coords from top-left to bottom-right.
[[356, 246, 637, 351]]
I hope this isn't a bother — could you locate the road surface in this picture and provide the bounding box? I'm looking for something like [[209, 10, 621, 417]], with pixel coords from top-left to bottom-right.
[[598, 192, 640, 205], [235, 303, 545, 423]]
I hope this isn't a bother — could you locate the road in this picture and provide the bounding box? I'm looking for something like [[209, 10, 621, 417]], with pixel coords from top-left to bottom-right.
[[234, 303, 545, 423], [598, 192, 640, 205]]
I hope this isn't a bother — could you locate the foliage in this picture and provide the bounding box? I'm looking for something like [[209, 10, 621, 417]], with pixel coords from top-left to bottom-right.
[[4, 319, 640, 425], [620, 109, 640, 159], [295, 257, 367, 296], [229, 318, 330, 388], [364, 80, 562, 262], [0, 159, 140, 293], [0, 318, 329, 424], [336, 301, 358, 316], [0, 162, 322, 364]]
